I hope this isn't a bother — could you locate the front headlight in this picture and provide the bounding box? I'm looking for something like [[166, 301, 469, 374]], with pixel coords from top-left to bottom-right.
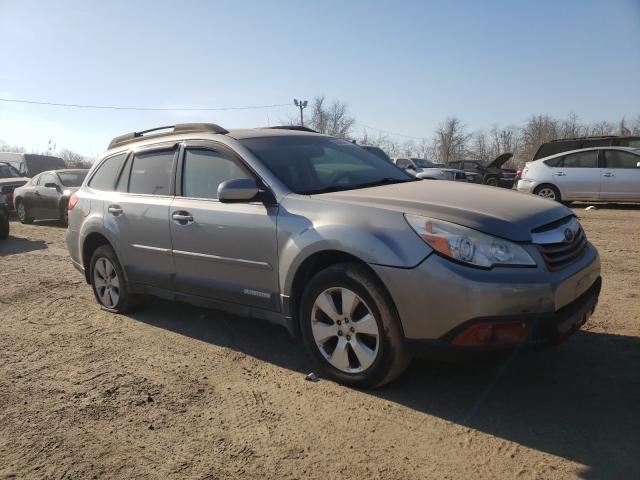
[[405, 214, 536, 268]]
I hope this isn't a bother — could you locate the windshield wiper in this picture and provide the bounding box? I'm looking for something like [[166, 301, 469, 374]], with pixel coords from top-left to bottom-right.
[[350, 177, 414, 190], [300, 177, 415, 195]]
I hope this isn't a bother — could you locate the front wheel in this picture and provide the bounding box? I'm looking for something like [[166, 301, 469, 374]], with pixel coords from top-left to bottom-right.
[[299, 263, 411, 388], [15, 200, 33, 224], [533, 184, 561, 202], [90, 245, 138, 313]]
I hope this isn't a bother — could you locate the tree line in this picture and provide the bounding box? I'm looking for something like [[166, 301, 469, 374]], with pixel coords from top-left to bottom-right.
[[0, 139, 93, 168], [301, 96, 640, 168]]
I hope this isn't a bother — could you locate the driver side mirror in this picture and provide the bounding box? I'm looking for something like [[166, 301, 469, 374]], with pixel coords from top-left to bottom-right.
[[44, 182, 61, 192], [218, 178, 261, 203]]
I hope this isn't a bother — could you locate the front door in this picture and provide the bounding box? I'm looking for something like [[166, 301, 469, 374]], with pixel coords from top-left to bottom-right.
[[34, 172, 61, 219], [600, 149, 640, 201], [551, 150, 601, 200], [169, 144, 279, 311], [103, 145, 177, 290]]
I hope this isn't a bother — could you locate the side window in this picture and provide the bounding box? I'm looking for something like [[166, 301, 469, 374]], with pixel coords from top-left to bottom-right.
[[544, 157, 563, 167], [89, 153, 126, 191], [128, 150, 175, 195], [604, 151, 640, 169], [40, 173, 57, 186], [396, 158, 411, 168], [561, 151, 598, 168], [182, 149, 251, 199]]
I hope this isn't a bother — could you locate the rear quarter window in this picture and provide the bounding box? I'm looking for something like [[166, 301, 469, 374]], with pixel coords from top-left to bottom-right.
[[88, 153, 127, 191]]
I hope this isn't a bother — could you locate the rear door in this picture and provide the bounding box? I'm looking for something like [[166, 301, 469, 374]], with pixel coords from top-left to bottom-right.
[[169, 142, 279, 310], [37, 172, 63, 219], [103, 144, 177, 290], [550, 150, 601, 200], [600, 150, 640, 201]]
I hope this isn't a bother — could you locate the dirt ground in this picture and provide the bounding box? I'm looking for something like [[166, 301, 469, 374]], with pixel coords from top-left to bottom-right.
[[1, 204, 639, 480]]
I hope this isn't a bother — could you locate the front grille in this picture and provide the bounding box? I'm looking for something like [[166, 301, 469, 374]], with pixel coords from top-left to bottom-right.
[[537, 226, 587, 271]]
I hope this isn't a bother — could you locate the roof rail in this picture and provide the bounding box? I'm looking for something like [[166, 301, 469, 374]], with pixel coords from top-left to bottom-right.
[[549, 135, 618, 142], [265, 125, 318, 133], [108, 123, 229, 149]]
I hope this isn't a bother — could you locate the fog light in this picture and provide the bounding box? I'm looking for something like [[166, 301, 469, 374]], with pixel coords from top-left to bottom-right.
[[452, 321, 530, 347]]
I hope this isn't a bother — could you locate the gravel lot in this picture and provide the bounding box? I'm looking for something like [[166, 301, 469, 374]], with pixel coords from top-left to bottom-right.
[[1, 205, 639, 480]]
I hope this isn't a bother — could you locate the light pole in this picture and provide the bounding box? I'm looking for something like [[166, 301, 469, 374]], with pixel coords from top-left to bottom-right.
[[294, 98, 308, 126]]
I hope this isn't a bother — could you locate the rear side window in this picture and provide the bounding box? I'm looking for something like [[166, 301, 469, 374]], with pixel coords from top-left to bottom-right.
[[561, 151, 598, 168], [544, 157, 563, 167], [182, 149, 251, 199], [604, 150, 640, 169], [89, 153, 126, 191], [128, 150, 175, 195]]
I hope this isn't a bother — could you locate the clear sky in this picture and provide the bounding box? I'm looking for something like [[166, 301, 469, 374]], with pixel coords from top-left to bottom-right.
[[1, 0, 639, 157]]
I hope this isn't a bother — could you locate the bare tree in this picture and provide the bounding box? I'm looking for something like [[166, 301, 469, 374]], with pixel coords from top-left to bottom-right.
[[521, 114, 559, 162], [0, 139, 26, 153], [469, 131, 491, 162], [559, 112, 586, 138], [589, 121, 614, 136], [58, 148, 92, 168], [308, 95, 355, 138], [433, 117, 468, 164]]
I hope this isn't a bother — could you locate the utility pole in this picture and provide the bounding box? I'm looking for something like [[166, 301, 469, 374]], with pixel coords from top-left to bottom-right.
[[293, 99, 308, 126]]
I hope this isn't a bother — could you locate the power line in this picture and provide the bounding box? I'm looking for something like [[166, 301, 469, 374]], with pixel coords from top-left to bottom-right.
[[354, 121, 428, 141], [0, 97, 291, 112]]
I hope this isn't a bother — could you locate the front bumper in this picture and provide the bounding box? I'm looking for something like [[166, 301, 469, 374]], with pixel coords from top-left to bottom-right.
[[371, 241, 601, 344]]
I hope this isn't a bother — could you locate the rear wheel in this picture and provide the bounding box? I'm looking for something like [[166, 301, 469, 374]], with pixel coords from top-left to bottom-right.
[[59, 202, 69, 227], [16, 200, 33, 224], [533, 184, 561, 202], [299, 262, 411, 388], [485, 176, 499, 187], [0, 213, 9, 240], [90, 245, 138, 313]]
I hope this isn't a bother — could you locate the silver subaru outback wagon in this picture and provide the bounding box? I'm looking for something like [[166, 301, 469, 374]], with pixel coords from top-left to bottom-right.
[[66, 123, 601, 387]]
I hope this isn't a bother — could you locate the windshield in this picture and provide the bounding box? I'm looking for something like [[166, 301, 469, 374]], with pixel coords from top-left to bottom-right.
[[57, 171, 87, 187], [0, 164, 22, 178], [412, 159, 436, 168], [240, 135, 414, 194]]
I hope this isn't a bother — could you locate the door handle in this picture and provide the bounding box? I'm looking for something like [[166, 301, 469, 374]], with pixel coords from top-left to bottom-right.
[[553, 172, 566, 176], [108, 205, 123, 216], [172, 211, 194, 225], [602, 172, 614, 177]]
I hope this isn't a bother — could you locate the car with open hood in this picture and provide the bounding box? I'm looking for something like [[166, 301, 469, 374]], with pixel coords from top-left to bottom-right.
[[394, 157, 468, 181], [0, 161, 30, 210], [449, 153, 517, 188], [65, 124, 601, 388]]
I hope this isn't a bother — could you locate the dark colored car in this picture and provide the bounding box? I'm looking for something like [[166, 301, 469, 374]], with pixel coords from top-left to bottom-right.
[[0, 162, 30, 210], [0, 189, 9, 240], [533, 136, 640, 161], [449, 153, 517, 188], [13, 169, 88, 226]]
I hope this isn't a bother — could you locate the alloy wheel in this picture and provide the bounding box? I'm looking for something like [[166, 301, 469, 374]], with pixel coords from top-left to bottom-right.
[[93, 257, 120, 309], [17, 203, 26, 222], [537, 187, 557, 200], [310, 287, 380, 373]]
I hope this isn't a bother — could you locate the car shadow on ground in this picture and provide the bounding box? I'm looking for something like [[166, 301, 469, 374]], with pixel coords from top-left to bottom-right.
[[0, 230, 48, 256], [572, 202, 640, 211], [130, 299, 639, 480]]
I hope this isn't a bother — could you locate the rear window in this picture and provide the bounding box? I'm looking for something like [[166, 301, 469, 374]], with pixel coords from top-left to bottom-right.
[[89, 153, 126, 191], [128, 150, 175, 195], [58, 171, 88, 187], [0, 164, 21, 178]]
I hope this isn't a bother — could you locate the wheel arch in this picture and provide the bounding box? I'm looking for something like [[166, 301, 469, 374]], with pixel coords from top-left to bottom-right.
[[81, 232, 112, 284]]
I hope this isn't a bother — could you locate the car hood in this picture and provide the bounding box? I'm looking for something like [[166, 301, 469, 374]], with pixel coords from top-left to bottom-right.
[[0, 177, 29, 187], [315, 180, 572, 242], [486, 152, 513, 169]]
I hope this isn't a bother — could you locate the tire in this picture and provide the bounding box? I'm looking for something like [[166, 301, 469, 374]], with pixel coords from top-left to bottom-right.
[[0, 214, 8, 240], [533, 184, 561, 202], [15, 200, 33, 224], [485, 176, 499, 187], [299, 262, 411, 388], [89, 244, 138, 313], [59, 201, 69, 227]]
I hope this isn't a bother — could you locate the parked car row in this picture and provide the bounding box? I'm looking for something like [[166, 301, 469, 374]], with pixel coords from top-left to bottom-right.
[[393, 158, 469, 182], [61, 123, 601, 388]]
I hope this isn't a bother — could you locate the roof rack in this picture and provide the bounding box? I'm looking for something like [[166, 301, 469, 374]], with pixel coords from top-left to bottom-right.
[[265, 125, 318, 133], [108, 123, 229, 149], [549, 135, 618, 142]]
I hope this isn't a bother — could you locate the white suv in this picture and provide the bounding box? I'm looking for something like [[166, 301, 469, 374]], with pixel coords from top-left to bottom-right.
[[517, 147, 640, 203]]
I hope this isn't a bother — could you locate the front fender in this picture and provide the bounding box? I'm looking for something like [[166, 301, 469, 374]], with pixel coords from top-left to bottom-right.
[[277, 195, 431, 295]]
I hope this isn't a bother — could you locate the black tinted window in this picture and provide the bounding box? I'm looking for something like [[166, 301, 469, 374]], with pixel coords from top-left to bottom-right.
[[561, 151, 598, 168], [182, 149, 250, 199], [128, 150, 174, 195], [89, 154, 126, 191], [604, 150, 640, 169]]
